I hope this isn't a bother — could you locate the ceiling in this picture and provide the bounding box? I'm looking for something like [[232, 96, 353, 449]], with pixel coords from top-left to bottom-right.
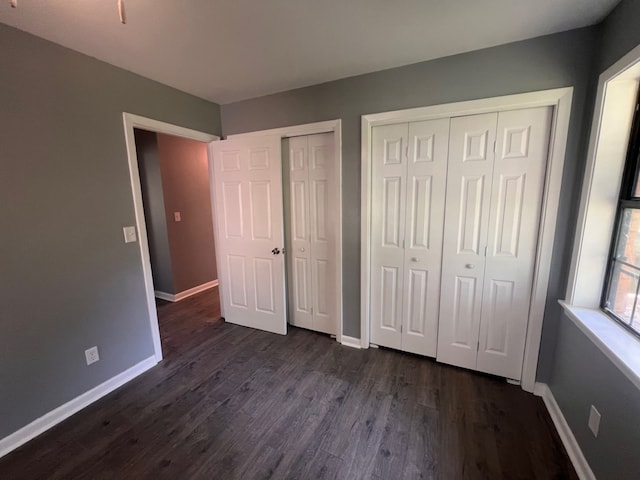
[[0, 0, 620, 104]]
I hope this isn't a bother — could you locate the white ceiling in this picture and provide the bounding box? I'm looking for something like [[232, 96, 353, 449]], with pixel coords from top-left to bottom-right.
[[0, 0, 620, 104]]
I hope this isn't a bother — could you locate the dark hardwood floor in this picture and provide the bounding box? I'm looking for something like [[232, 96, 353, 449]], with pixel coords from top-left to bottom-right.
[[0, 287, 577, 479]]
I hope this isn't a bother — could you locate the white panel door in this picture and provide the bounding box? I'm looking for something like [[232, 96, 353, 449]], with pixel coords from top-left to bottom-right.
[[285, 136, 313, 330], [476, 107, 552, 379], [308, 133, 336, 334], [437, 113, 497, 370], [211, 135, 286, 335], [401, 119, 449, 356], [284, 133, 337, 335], [370, 123, 409, 349]]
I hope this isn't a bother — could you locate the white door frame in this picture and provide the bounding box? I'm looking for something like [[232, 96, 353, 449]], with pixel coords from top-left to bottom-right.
[[361, 88, 573, 392], [122, 112, 219, 362], [228, 120, 343, 343]]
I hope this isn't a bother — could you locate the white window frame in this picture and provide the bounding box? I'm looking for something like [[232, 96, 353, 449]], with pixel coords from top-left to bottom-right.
[[563, 44, 640, 391], [361, 88, 573, 393]]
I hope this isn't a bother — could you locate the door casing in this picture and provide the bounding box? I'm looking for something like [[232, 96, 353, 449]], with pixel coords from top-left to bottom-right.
[[360, 88, 573, 393]]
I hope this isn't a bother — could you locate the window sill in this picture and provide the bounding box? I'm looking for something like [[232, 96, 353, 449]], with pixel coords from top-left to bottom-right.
[[559, 300, 640, 391]]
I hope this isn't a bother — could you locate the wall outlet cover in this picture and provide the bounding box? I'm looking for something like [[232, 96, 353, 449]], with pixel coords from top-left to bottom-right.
[[588, 405, 601, 437], [85, 346, 100, 365], [174, 212, 181, 222], [123, 226, 137, 243]]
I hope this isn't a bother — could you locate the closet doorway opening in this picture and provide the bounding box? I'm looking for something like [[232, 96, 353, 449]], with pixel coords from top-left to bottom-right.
[[361, 89, 573, 393], [227, 120, 343, 343]]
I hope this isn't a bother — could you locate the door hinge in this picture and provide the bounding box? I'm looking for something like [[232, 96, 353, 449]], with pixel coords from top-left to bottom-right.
[[405, 145, 409, 159], [484, 246, 487, 257], [493, 140, 496, 153]]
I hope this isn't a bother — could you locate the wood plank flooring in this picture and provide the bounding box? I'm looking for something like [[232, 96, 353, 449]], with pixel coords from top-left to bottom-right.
[[0, 287, 577, 479]]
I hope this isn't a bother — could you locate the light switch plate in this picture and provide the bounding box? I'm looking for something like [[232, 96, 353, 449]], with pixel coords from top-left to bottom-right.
[[123, 226, 137, 243], [588, 405, 601, 437], [85, 346, 100, 365], [174, 212, 181, 222]]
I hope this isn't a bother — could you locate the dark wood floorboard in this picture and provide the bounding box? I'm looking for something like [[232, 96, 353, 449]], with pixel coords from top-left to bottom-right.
[[0, 287, 577, 479]]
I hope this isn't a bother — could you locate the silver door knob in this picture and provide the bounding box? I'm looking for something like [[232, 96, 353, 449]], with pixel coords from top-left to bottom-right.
[[411, 257, 419, 262], [300, 247, 305, 252], [465, 263, 475, 269]]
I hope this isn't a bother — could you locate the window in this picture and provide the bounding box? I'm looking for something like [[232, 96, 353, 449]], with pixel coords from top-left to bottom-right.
[[602, 89, 640, 337]]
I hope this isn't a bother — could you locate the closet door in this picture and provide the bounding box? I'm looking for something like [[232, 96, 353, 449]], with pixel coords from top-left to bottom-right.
[[285, 133, 337, 335], [286, 136, 313, 330], [401, 119, 449, 356], [476, 107, 552, 379], [437, 113, 497, 370], [370, 123, 409, 349], [308, 133, 336, 334]]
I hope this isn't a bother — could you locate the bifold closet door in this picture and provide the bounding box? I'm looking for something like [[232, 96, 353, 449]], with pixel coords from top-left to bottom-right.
[[285, 133, 336, 335], [437, 107, 552, 380], [370, 119, 448, 356], [401, 119, 449, 356], [476, 106, 552, 379], [370, 123, 408, 349], [437, 113, 498, 370]]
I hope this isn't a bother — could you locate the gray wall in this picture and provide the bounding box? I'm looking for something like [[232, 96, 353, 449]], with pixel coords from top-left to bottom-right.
[[156, 133, 218, 293], [135, 129, 175, 294], [221, 27, 599, 342], [598, 0, 640, 72], [546, 1, 640, 478], [0, 24, 220, 439], [549, 315, 640, 479]]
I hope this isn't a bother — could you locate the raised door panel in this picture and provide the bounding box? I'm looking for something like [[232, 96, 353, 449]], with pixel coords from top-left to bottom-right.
[[249, 181, 272, 240], [476, 106, 552, 380], [370, 123, 408, 349], [437, 113, 497, 370], [402, 118, 449, 356], [284, 136, 313, 329], [211, 135, 286, 335]]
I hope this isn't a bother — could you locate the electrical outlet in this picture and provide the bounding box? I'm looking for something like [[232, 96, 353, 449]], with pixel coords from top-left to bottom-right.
[[174, 212, 181, 222], [85, 346, 100, 366], [588, 405, 601, 437]]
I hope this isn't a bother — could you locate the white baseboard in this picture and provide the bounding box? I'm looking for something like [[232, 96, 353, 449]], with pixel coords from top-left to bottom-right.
[[154, 291, 175, 302], [0, 356, 158, 459], [534, 383, 596, 480], [340, 335, 362, 349], [154, 279, 218, 302]]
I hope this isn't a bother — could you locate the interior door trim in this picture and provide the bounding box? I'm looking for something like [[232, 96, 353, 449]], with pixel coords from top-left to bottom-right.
[[360, 88, 573, 393], [227, 119, 343, 343]]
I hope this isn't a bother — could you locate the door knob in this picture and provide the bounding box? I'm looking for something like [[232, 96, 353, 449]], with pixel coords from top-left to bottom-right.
[[465, 264, 475, 269], [300, 247, 305, 252], [271, 247, 281, 255], [411, 257, 420, 262]]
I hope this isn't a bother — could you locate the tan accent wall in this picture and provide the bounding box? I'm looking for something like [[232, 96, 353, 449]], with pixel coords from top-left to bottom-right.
[[157, 133, 217, 293]]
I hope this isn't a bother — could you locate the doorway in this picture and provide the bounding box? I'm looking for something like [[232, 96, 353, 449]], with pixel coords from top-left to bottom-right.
[[360, 89, 573, 392], [224, 120, 343, 342], [123, 113, 220, 361]]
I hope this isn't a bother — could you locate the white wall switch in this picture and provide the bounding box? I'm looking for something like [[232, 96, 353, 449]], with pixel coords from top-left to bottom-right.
[[174, 212, 181, 222], [123, 226, 137, 243], [85, 346, 100, 365], [588, 405, 601, 437]]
